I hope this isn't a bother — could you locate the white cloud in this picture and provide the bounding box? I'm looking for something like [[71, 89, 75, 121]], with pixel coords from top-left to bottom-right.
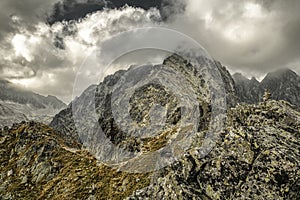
[[166, 0, 300, 77], [1, 6, 161, 103], [1, 0, 300, 103]]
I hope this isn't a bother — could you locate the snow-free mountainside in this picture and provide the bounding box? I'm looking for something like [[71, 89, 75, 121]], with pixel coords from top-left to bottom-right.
[[0, 79, 66, 128], [0, 55, 299, 199]]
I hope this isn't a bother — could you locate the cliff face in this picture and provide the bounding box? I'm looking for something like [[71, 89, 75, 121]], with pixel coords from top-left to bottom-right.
[[261, 69, 300, 107], [50, 55, 236, 143], [233, 73, 263, 104], [50, 54, 222, 172], [215, 61, 238, 107]]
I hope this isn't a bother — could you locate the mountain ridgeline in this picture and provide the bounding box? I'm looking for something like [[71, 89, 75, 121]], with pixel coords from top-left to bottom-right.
[[0, 80, 66, 109], [0, 80, 66, 127], [233, 68, 300, 107], [0, 55, 299, 199]]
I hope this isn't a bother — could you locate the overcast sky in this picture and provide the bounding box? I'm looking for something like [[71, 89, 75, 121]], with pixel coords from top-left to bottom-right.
[[0, 0, 299, 103]]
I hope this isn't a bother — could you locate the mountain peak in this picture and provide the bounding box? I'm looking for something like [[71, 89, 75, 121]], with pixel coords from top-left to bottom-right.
[[264, 68, 298, 80], [232, 73, 249, 81]]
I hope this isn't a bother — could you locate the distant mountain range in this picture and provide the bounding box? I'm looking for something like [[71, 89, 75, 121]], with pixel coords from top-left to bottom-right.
[[1, 62, 299, 129], [233, 68, 300, 107], [0, 79, 66, 127], [0, 79, 65, 109]]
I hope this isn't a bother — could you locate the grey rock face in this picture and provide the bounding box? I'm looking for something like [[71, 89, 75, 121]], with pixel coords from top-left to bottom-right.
[[50, 55, 235, 144], [215, 61, 238, 107], [261, 69, 300, 107], [50, 54, 227, 172], [128, 100, 300, 199]]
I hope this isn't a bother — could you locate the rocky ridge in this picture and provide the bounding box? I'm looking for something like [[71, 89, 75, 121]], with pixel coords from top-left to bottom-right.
[[0, 101, 299, 199], [0, 55, 299, 199], [50, 54, 228, 151], [128, 100, 300, 199], [0, 122, 150, 200]]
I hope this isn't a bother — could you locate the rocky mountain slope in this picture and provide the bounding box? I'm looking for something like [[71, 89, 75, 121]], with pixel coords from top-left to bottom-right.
[[0, 122, 149, 200], [0, 103, 28, 128], [50, 54, 231, 169], [0, 80, 66, 127], [48, 55, 300, 199], [1, 100, 299, 199], [129, 100, 300, 199], [1, 55, 299, 199], [215, 61, 238, 107], [233, 68, 300, 107]]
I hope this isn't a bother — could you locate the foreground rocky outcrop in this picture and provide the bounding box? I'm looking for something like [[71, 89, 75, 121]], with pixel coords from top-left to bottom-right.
[[128, 100, 300, 199], [1, 100, 299, 199], [0, 122, 150, 200]]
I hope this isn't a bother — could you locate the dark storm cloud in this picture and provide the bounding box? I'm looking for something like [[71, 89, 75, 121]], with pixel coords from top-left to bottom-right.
[[48, 0, 164, 24], [0, 0, 300, 102], [0, 1, 161, 102], [48, 0, 106, 24]]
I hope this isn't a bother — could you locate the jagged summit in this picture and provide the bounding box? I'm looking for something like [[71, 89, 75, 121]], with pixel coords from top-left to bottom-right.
[[265, 68, 298, 78], [232, 72, 249, 81], [1, 55, 300, 199], [250, 76, 259, 82], [233, 68, 300, 107]]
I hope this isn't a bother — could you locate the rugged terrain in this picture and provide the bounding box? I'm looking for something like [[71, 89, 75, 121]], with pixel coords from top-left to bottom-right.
[[0, 55, 299, 199], [0, 100, 299, 199], [233, 68, 300, 107], [0, 79, 66, 127], [129, 100, 300, 199], [0, 122, 150, 199]]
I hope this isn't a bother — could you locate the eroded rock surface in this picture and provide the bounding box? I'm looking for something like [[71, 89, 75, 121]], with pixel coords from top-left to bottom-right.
[[1, 55, 299, 199], [128, 100, 300, 199]]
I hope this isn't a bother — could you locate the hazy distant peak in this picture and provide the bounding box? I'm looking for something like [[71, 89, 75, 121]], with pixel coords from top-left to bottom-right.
[[264, 68, 298, 79], [232, 73, 249, 81], [0, 80, 66, 110]]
